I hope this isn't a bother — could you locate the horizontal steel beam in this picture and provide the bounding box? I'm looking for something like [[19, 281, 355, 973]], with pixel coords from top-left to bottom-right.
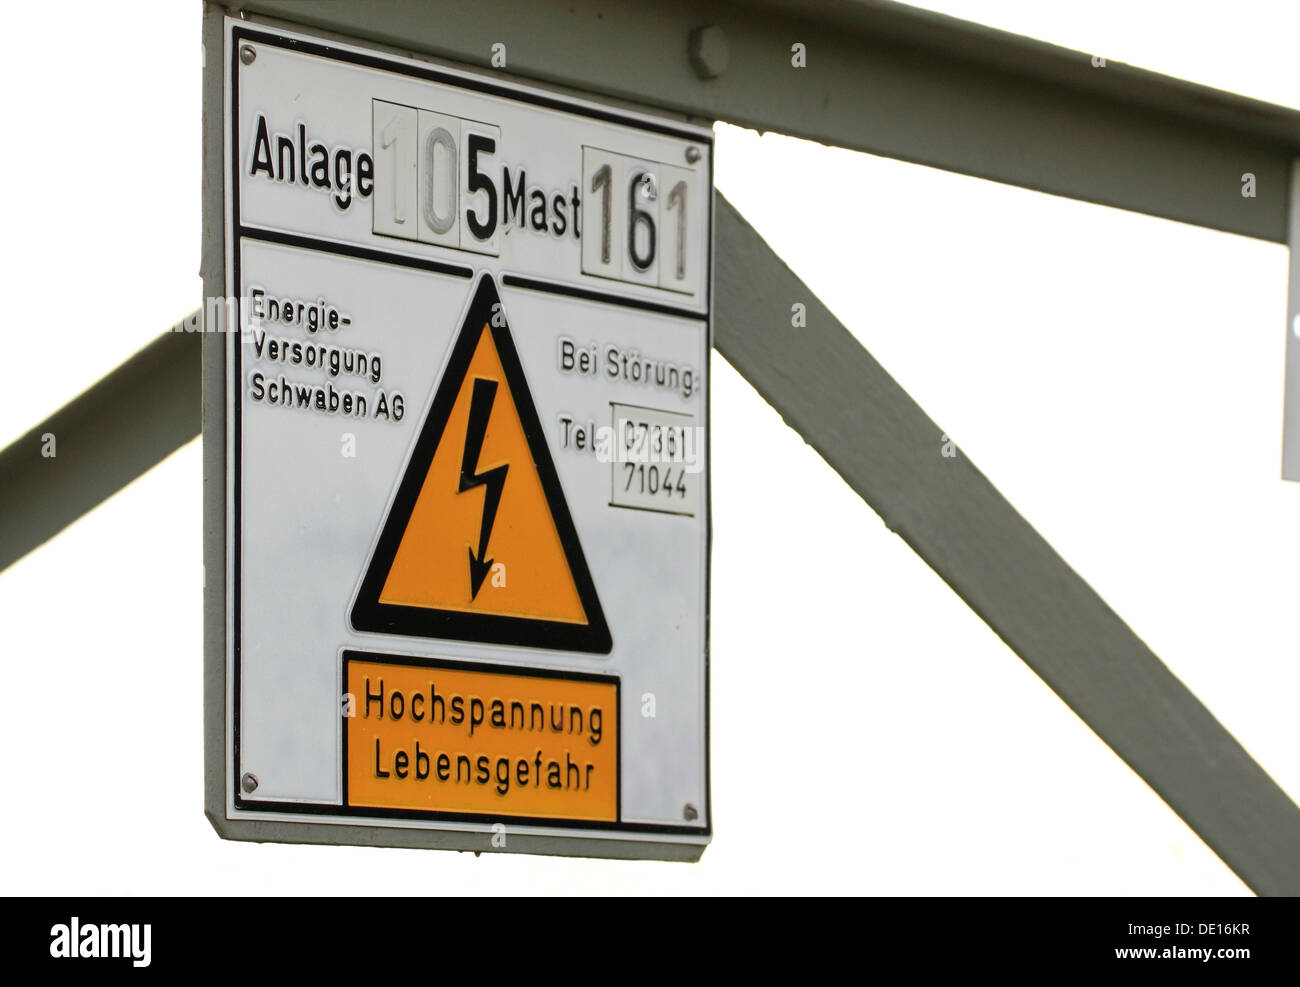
[[231, 0, 1300, 241], [711, 190, 1300, 896], [0, 315, 202, 572]]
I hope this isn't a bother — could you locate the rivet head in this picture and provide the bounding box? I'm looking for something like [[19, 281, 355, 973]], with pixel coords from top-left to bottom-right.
[[239, 44, 257, 66], [688, 25, 729, 80], [683, 803, 699, 821], [685, 145, 701, 164], [241, 772, 259, 793]]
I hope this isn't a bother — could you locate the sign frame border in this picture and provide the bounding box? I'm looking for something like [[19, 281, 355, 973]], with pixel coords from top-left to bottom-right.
[[202, 10, 714, 860]]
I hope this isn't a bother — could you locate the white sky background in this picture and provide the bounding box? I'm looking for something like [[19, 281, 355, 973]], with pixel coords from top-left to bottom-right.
[[1, 0, 1298, 894]]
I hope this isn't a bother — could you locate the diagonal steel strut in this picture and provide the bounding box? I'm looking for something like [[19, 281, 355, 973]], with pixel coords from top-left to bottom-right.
[[711, 191, 1300, 896], [0, 313, 202, 572]]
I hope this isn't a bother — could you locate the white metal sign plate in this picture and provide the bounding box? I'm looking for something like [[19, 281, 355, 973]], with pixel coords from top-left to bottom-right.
[[211, 19, 711, 858]]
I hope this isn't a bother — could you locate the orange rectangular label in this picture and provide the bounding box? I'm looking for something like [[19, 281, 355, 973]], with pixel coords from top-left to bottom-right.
[[344, 653, 618, 822]]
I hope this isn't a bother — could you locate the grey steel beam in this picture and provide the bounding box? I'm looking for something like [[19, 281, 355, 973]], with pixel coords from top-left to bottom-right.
[[231, 0, 1300, 241], [712, 190, 1300, 896], [0, 315, 202, 572], [1284, 159, 1300, 480]]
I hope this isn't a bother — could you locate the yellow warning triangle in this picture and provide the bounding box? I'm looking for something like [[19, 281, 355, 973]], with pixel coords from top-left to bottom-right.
[[351, 275, 611, 653]]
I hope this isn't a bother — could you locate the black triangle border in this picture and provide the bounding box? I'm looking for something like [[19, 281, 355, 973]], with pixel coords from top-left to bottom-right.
[[350, 274, 612, 654]]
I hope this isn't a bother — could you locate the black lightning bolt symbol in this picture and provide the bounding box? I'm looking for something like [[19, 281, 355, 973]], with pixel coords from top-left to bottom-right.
[[459, 377, 509, 600]]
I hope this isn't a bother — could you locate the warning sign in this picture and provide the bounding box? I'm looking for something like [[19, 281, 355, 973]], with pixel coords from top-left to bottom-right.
[[351, 275, 611, 653], [209, 19, 711, 860], [345, 652, 618, 822]]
